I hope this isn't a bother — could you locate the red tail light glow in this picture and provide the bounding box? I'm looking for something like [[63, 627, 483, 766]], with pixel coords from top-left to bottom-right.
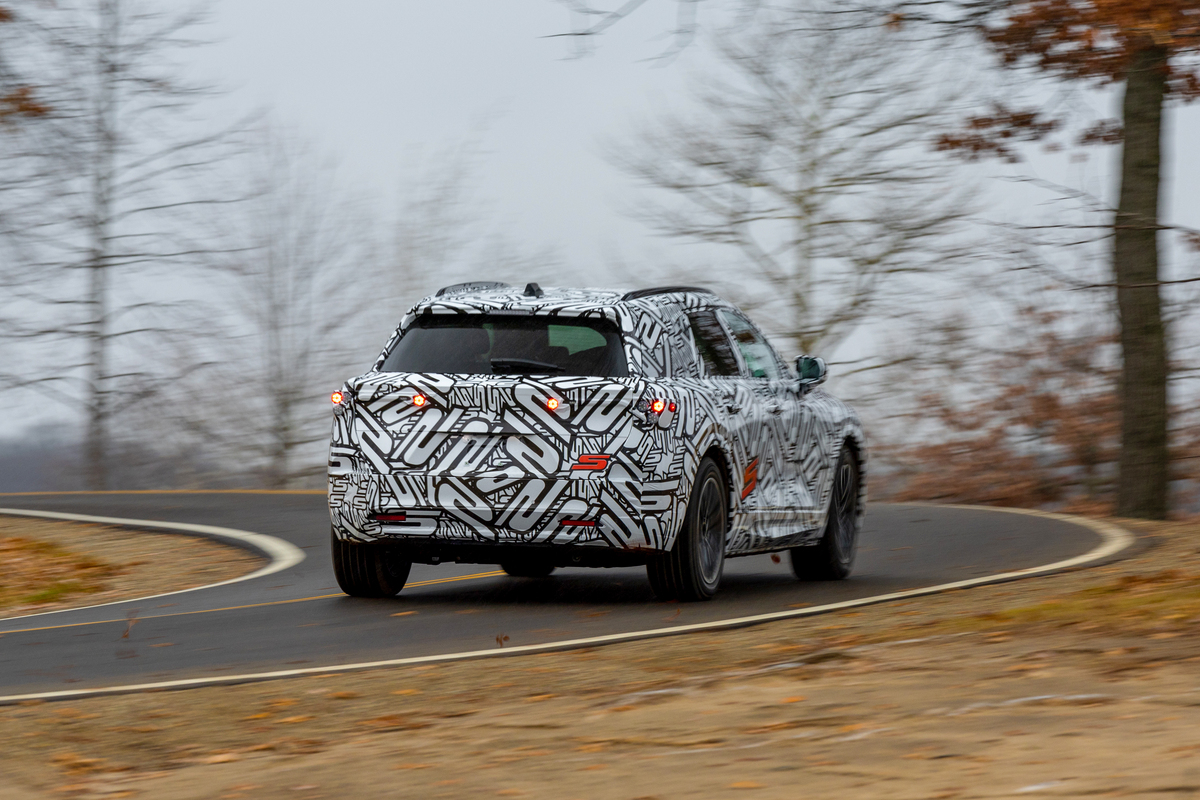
[[668, 401, 677, 413], [331, 391, 344, 405], [546, 398, 560, 411], [560, 519, 596, 527], [651, 399, 666, 414], [412, 394, 427, 407]]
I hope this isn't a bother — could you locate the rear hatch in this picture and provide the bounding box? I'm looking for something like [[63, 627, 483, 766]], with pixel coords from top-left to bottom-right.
[[348, 311, 644, 479], [348, 374, 646, 478]]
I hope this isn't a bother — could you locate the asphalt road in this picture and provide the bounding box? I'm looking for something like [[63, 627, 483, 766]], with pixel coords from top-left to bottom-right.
[[0, 493, 1101, 698]]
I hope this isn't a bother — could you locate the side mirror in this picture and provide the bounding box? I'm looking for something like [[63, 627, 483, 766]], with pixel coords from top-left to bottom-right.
[[796, 355, 827, 387]]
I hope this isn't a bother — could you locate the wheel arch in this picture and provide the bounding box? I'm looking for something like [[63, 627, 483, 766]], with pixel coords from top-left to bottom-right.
[[701, 444, 734, 506], [838, 424, 868, 521]]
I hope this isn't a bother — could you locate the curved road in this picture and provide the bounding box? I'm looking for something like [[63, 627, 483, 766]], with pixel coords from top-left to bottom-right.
[[0, 493, 1114, 700]]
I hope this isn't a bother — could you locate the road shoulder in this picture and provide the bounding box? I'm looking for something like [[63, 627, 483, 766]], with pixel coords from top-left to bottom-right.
[[0, 516, 263, 619]]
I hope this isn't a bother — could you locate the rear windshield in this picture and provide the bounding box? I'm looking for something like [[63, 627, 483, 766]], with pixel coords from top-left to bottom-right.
[[380, 315, 629, 377]]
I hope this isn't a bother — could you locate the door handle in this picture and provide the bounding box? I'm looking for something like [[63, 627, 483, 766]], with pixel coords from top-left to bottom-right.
[[768, 403, 783, 415], [722, 395, 742, 414]]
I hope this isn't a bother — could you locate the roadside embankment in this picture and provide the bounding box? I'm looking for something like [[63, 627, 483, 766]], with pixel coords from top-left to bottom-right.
[[0, 516, 264, 618], [1, 516, 1197, 799]]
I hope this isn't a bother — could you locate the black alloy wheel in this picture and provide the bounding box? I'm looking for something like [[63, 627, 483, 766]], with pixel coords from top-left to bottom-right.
[[647, 456, 728, 601], [501, 561, 556, 578], [790, 446, 860, 581], [331, 528, 412, 597]]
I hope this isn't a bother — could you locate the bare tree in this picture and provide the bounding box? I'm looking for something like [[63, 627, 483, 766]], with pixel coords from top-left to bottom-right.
[[388, 140, 563, 304], [0, 0, 238, 489], [616, 3, 975, 358], [162, 132, 377, 489]]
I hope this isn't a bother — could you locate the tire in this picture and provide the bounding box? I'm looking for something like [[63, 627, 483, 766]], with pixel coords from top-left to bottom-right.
[[647, 457, 728, 602], [501, 561, 556, 578], [331, 528, 412, 597], [791, 446, 860, 581]]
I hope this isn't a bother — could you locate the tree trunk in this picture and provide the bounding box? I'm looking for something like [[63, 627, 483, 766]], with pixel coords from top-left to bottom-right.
[[85, 0, 120, 491], [1114, 44, 1169, 519]]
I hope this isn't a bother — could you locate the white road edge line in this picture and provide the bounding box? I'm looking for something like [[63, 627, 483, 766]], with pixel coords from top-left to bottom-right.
[[0, 508, 306, 623], [0, 504, 1133, 705]]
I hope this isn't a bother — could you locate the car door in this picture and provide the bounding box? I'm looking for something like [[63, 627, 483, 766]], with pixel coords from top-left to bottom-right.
[[682, 309, 764, 540], [714, 308, 792, 542]]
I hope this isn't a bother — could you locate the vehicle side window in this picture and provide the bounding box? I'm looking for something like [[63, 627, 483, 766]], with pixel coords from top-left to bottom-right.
[[718, 310, 782, 380], [686, 310, 740, 377]]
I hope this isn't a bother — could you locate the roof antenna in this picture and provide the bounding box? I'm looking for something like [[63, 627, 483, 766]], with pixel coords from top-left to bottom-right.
[[523, 282, 544, 298]]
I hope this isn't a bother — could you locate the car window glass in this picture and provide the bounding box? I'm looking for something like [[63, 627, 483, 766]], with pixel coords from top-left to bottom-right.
[[381, 316, 628, 376], [717, 310, 782, 380], [686, 310, 740, 377]]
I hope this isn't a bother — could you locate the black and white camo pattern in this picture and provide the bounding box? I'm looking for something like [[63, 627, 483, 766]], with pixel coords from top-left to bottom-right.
[[328, 286, 866, 556]]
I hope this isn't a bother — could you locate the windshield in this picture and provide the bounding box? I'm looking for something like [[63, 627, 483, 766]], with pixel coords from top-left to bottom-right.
[[380, 315, 628, 377]]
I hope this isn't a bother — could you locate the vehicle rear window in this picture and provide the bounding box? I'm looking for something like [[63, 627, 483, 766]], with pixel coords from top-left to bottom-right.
[[380, 315, 629, 377]]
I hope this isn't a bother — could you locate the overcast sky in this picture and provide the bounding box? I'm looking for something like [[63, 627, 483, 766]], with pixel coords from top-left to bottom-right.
[[194, 1, 1200, 281], [199, 1, 717, 284]]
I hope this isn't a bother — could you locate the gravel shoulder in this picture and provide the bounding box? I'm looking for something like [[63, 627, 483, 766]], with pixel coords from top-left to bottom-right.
[[0, 516, 264, 618], [1, 515, 1197, 800]]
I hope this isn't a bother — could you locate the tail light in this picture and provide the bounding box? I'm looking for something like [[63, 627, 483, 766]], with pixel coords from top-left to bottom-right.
[[638, 395, 676, 429], [331, 391, 345, 405]]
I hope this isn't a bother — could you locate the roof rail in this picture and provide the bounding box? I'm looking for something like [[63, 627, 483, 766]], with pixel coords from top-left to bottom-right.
[[620, 285, 714, 302], [435, 281, 511, 298]]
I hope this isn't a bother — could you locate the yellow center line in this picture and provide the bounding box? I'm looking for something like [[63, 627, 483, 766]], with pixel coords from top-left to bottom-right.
[[0, 570, 506, 635]]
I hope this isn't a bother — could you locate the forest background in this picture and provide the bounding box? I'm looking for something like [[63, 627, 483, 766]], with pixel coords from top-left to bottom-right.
[[2, 0, 1198, 519]]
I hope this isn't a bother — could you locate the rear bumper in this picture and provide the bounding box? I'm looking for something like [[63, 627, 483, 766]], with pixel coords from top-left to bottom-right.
[[328, 468, 686, 552]]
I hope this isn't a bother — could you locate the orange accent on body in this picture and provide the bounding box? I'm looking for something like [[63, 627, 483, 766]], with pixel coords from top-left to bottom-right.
[[571, 454, 611, 471], [741, 458, 759, 500]]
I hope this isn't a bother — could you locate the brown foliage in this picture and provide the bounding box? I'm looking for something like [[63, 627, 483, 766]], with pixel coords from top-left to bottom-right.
[[881, 307, 1120, 512], [0, 5, 49, 124], [935, 103, 1061, 162], [0, 86, 50, 123], [938, 1, 1200, 160], [988, 0, 1200, 96]]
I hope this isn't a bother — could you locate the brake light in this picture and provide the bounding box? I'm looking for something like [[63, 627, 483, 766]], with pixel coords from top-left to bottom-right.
[[331, 391, 344, 405], [546, 398, 560, 411], [651, 399, 666, 414], [412, 394, 427, 407], [668, 401, 677, 412]]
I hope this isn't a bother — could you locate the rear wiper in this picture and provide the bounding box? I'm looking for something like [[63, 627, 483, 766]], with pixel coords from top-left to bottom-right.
[[490, 358, 565, 374]]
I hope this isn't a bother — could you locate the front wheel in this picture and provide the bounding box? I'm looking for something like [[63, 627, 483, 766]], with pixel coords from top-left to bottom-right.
[[647, 457, 728, 602], [331, 528, 412, 597], [791, 446, 860, 581]]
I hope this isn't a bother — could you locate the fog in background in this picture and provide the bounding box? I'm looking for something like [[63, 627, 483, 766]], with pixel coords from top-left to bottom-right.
[[2, 0, 1197, 511]]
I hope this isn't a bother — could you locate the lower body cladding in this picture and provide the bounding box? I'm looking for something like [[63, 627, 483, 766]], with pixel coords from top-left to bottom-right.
[[328, 467, 688, 559]]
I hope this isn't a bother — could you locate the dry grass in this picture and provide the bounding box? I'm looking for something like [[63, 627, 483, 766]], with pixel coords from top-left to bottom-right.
[[0, 517, 263, 616], [0, 536, 115, 608]]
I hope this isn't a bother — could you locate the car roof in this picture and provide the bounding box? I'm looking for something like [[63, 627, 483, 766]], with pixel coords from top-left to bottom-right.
[[412, 283, 722, 318]]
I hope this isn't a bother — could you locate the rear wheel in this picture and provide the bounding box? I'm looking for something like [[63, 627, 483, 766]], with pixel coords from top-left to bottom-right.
[[647, 457, 727, 602], [331, 528, 412, 597], [501, 561, 556, 578], [790, 447, 860, 581]]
